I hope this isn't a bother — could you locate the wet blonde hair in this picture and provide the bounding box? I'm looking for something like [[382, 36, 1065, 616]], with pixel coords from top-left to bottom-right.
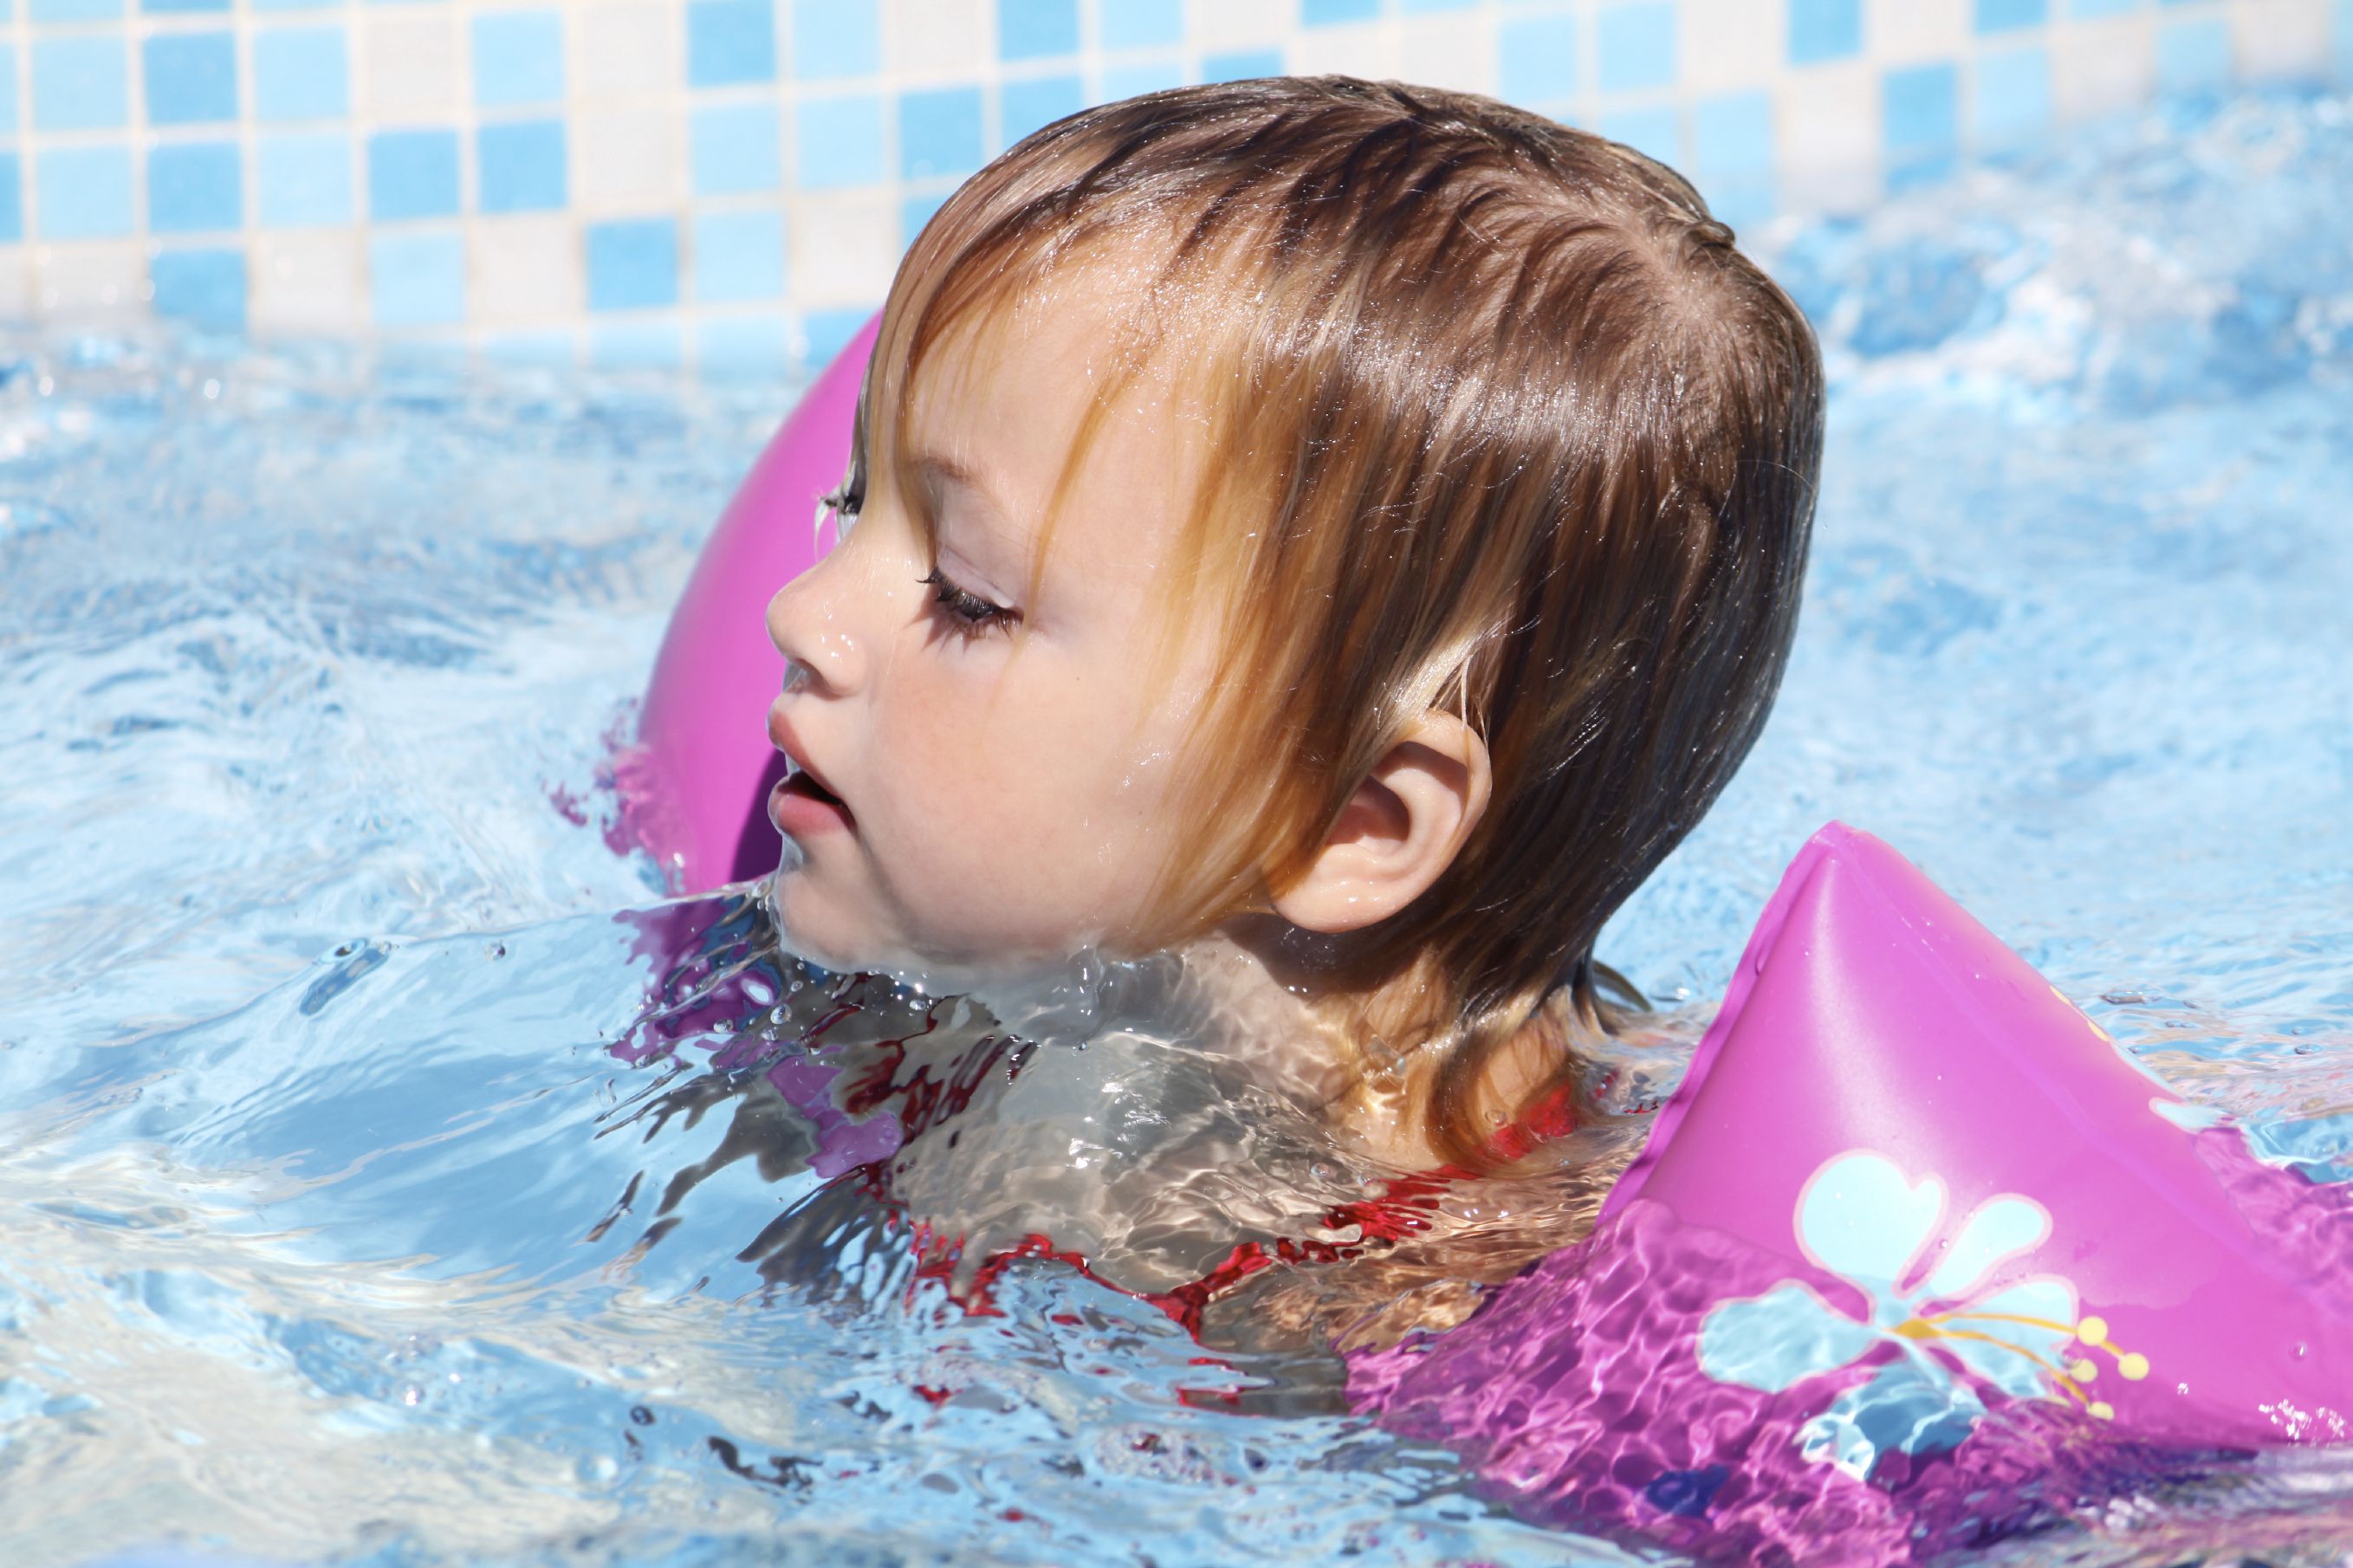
[[837, 76, 1823, 1168]]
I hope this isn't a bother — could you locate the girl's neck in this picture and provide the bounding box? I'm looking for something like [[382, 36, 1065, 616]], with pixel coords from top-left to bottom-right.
[[1170, 919, 1573, 1173]]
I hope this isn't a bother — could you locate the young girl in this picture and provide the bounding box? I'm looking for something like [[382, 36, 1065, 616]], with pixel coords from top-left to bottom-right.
[[684, 75, 1819, 1346], [762, 74, 1820, 1169]]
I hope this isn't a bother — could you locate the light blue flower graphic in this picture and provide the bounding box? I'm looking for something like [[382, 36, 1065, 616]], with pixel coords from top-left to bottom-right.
[[1697, 1151, 2088, 1481]]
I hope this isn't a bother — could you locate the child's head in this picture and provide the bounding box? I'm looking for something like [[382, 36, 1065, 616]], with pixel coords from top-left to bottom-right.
[[765, 76, 1822, 1163]]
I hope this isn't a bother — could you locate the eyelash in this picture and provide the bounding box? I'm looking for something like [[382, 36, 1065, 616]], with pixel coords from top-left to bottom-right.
[[919, 567, 1021, 638]]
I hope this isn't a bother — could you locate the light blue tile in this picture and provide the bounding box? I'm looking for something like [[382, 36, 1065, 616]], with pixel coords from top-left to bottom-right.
[[35, 145, 132, 238], [1789, 0, 1861, 64], [2337, 0, 2353, 81], [29, 0, 120, 19], [151, 248, 243, 329], [2068, 0, 2136, 13], [1598, 3, 1674, 93], [1974, 0, 2046, 30], [370, 230, 464, 327], [1000, 0, 1079, 60], [32, 37, 127, 133], [898, 85, 983, 178], [1599, 104, 1680, 165], [143, 32, 238, 125], [1302, 0, 1377, 22], [795, 92, 885, 186], [253, 26, 347, 122], [803, 305, 872, 367], [144, 0, 230, 12], [1102, 59, 1183, 99], [698, 314, 790, 379], [472, 10, 563, 107], [999, 73, 1083, 146], [795, 0, 879, 76], [690, 100, 781, 193], [587, 217, 679, 309], [367, 128, 459, 220], [146, 139, 242, 231], [688, 0, 776, 87], [2155, 16, 2230, 92], [1099, 0, 1182, 49], [0, 154, 21, 243], [900, 188, 946, 244], [692, 206, 783, 301], [1202, 47, 1280, 80], [1973, 43, 2050, 147], [0, 47, 18, 135], [592, 319, 682, 367], [476, 119, 564, 211], [483, 329, 578, 366], [1883, 60, 1959, 152], [1691, 88, 1772, 175], [1498, 15, 1576, 106], [257, 130, 351, 224]]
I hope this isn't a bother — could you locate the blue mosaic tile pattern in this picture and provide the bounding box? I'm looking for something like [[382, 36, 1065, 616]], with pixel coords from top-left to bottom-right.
[[0, 0, 2336, 374]]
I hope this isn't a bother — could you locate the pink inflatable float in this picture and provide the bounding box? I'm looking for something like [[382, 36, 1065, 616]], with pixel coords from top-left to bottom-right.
[[1352, 823, 2353, 1560], [626, 327, 2352, 1561], [620, 315, 879, 892]]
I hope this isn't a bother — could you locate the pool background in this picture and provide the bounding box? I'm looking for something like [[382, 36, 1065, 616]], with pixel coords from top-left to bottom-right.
[[0, 0, 2344, 374], [3, 50, 2353, 1568]]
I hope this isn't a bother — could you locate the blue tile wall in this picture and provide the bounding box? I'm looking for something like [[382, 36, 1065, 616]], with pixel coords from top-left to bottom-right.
[[472, 10, 562, 107], [0, 0, 2323, 371], [477, 120, 566, 213], [252, 26, 348, 122], [146, 139, 241, 230], [257, 132, 353, 226], [142, 29, 237, 123]]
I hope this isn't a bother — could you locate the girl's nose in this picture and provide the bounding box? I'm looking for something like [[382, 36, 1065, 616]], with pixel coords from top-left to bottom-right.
[[766, 550, 870, 698]]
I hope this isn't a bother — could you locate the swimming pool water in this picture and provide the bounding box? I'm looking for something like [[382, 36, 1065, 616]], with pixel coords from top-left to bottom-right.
[[3, 89, 2350, 1567]]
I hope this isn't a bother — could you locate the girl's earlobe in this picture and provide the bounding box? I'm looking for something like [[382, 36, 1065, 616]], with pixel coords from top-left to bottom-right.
[[1268, 712, 1493, 936]]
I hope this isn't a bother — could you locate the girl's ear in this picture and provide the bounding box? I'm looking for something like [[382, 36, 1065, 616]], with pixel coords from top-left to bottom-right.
[[1268, 712, 1493, 936]]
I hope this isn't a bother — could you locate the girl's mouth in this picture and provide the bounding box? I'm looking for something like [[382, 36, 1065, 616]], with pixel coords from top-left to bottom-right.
[[770, 767, 855, 837]]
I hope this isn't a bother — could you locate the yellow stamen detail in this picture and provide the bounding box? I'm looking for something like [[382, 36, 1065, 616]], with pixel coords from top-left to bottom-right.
[[2117, 1352, 2149, 1382], [2075, 1316, 2109, 1346], [2068, 1358, 2097, 1383], [2090, 1402, 2114, 1421]]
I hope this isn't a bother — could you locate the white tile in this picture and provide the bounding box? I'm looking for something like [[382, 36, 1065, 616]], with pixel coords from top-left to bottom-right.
[[34, 243, 144, 318], [470, 215, 585, 323], [574, 3, 681, 101], [1398, 16, 1494, 96], [1679, 0, 1782, 95], [362, 11, 463, 121], [1287, 21, 1397, 81], [1775, 62, 1877, 189], [788, 191, 899, 305], [1193, 0, 1280, 54], [0, 254, 33, 319], [888, 0, 989, 77], [2231, 0, 2332, 80], [2052, 17, 2151, 120], [1864, 0, 1968, 66], [574, 106, 686, 211], [251, 230, 366, 333]]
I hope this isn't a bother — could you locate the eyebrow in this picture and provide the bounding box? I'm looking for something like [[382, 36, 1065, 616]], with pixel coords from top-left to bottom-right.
[[906, 449, 1022, 551]]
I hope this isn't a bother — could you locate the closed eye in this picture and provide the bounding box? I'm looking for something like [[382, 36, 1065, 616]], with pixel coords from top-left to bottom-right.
[[919, 567, 1021, 637]]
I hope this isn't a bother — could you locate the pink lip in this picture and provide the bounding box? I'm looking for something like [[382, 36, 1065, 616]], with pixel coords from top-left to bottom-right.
[[766, 700, 855, 837]]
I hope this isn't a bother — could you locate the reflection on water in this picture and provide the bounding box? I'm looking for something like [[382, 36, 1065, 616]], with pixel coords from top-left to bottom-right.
[[3, 87, 2352, 1567]]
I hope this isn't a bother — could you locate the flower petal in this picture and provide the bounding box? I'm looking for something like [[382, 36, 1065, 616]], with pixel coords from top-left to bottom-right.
[[1929, 1276, 2078, 1399], [1922, 1193, 2050, 1299], [1700, 1282, 1879, 1392], [1797, 1152, 1944, 1293]]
